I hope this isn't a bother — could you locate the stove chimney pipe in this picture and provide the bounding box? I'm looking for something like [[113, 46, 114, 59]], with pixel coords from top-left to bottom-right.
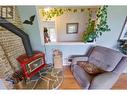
[[0, 17, 34, 57]]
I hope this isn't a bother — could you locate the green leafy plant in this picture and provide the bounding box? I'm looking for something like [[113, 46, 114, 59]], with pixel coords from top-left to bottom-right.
[[41, 8, 95, 21], [42, 8, 65, 20], [82, 5, 111, 42], [82, 20, 96, 42]]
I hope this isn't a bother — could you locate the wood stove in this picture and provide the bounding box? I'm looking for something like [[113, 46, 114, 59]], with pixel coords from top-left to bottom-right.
[[0, 17, 46, 79], [17, 51, 46, 79]]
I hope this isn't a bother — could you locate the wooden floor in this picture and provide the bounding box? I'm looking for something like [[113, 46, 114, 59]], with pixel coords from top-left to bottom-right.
[[59, 66, 127, 89], [59, 66, 81, 89]]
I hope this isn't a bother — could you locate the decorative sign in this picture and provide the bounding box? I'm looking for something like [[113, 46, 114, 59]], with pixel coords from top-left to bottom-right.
[[1, 6, 14, 19], [0, 6, 14, 31]]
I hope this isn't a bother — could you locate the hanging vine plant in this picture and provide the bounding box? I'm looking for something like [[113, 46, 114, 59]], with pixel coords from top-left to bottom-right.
[[41, 7, 96, 21], [82, 5, 111, 42], [41, 8, 65, 20]]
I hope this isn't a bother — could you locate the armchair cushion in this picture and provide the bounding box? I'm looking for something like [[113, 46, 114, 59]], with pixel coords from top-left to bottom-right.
[[78, 62, 105, 75], [88, 46, 124, 71]]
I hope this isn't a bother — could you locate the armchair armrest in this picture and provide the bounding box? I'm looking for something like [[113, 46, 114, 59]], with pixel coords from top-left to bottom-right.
[[113, 57, 127, 74], [89, 72, 120, 89], [71, 56, 88, 64], [68, 55, 87, 61]]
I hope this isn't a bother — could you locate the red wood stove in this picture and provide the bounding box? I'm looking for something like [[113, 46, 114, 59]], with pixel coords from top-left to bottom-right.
[[17, 51, 46, 79]]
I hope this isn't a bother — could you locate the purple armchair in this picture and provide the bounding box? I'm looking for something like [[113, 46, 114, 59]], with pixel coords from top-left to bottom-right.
[[70, 46, 127, 89]]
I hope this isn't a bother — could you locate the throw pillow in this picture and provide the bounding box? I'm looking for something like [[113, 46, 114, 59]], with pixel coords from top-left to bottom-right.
[[77, 61, 105, 75]]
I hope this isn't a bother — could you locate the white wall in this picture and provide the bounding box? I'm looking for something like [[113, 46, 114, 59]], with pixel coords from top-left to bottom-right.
[[56, 12, 88, 42]]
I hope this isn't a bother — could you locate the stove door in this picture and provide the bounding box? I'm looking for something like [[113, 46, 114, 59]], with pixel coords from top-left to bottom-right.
[[26, 58, 44, 73]]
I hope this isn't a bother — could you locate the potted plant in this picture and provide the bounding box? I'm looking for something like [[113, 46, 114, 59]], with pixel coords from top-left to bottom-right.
[[82, 5, 111, 42]]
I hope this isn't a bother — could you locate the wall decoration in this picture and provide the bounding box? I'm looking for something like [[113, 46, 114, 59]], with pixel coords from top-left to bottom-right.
[[1, 6, 13, 19], [43, 27, 51, 43], [118, 16, 127, 40], [66, 23, 78, 34], [0, 6, 14, 31], [23, 15, 35, 25]]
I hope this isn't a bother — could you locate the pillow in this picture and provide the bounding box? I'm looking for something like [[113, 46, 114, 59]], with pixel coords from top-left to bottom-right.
[[77, 61, 105, 75]]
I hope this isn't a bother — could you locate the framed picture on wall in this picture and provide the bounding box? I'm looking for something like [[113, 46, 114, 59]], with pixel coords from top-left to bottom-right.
[[66, 23, 78, 34], [119, 16, 127, 40]]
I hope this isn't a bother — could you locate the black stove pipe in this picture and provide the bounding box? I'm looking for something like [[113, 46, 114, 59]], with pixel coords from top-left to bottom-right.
[[0, 17, 34, 57]]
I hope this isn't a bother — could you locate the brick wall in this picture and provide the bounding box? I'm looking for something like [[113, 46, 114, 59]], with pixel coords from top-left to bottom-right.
[[0, 6, 26, 78], [0, 44, 14, 78], [0, 30, 26, 70]]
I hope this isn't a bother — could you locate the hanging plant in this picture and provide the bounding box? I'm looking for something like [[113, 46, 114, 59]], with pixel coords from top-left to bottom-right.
[[41, 8, 65, 20], [82, 5, 111, 42], [41, 8, 96, 21]]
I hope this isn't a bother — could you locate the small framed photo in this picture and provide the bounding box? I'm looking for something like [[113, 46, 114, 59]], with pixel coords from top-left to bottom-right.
[[119, 16, 127, 40], [1, 6, 13, 19], [66, 23, 78, 34]]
